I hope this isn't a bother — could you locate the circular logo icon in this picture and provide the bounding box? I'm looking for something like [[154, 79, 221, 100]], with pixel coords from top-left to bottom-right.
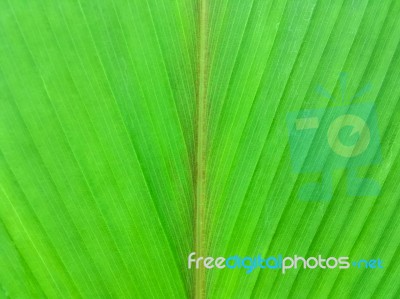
[[327, 114, 371, 158]]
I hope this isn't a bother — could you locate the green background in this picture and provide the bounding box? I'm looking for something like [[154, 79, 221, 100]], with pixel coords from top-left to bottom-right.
[[0, 0, 399, 298]]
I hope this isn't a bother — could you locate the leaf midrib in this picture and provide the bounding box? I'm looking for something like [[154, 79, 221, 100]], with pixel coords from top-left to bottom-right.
[[195, 0, 209, 298]]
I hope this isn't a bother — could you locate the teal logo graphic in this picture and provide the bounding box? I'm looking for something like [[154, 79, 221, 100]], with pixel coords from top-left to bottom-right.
[[287, 74, 381, 200]]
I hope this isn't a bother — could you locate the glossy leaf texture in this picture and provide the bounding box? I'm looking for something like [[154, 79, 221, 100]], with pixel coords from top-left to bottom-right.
[[0, 0, 399, 298]]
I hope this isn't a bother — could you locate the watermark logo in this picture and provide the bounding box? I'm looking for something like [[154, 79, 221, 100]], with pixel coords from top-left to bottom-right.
[[188, 252, 383, 274], [286, 73, 382, 200]]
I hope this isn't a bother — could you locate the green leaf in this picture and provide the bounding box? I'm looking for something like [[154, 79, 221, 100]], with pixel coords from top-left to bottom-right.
[[0, 0, 399, 298]]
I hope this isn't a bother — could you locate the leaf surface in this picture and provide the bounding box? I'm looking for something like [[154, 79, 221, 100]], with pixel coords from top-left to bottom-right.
[[0, 0, 399, 298]]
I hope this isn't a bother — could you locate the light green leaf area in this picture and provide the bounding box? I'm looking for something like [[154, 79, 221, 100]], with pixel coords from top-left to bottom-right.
[[0, 0, 399, 298]]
